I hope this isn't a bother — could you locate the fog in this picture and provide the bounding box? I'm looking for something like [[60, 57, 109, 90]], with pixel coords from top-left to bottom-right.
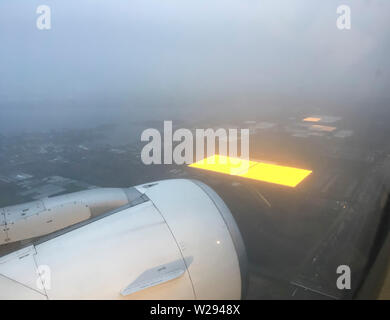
[[1, 0, 390, 134]]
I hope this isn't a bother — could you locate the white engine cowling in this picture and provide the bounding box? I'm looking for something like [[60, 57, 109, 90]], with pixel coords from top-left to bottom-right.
[[0, 179, 247, 300]]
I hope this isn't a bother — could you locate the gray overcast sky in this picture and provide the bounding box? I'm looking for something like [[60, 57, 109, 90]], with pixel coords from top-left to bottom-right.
[[0, 0, 390, 133]]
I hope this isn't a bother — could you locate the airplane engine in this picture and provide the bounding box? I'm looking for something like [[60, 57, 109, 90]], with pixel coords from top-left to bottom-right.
[[0, 179, 247, 300]]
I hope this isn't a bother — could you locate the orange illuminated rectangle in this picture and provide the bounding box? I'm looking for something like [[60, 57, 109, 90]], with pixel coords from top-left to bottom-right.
[[189, 155, 312, 187], [240, 162, 312, 187], [303, 117, 321, 122], [189, 155, 256, 176]]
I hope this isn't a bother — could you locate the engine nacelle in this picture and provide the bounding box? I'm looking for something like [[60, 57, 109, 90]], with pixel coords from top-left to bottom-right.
[[0, 179, 247, 300]]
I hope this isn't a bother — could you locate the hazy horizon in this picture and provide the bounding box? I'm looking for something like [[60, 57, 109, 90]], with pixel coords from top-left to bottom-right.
[[1, 0, 390, 134]]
